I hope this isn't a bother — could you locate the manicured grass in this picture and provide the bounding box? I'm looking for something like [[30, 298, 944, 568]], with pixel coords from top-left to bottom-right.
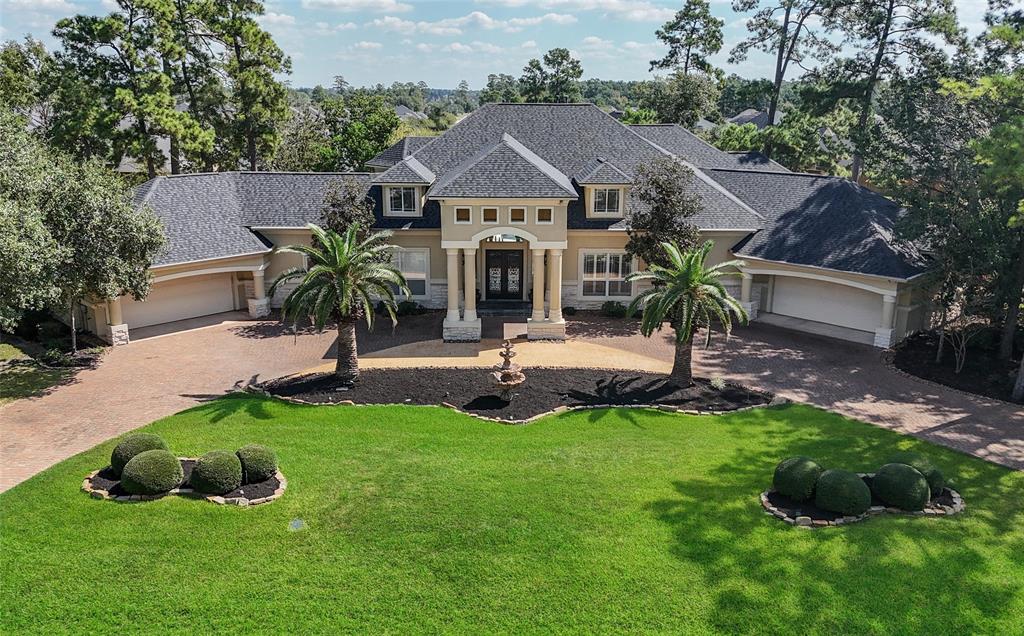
[[1, 396, 1022, 633], [0, 342, 70, 407]]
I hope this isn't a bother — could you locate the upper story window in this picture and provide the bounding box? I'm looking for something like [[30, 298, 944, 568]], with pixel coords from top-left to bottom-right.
[[509, 207, 526, 224], [454, 207, 472, 224], [386, 186, 419, 217], [591, 188, 622, 216]]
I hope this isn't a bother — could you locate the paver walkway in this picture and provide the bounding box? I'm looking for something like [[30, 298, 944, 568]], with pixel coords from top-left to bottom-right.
[[1, 313, 1021, 492]]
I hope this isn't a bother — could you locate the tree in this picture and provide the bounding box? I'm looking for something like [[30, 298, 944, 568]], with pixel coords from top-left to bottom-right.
[[205, 0, 291, 170], [270, 101, 324, 172], [0, 108, 164, 348], [638, 71, 720, 127], [822, 0, 964, 181], [729, 0, 836, 154], [453, 79, 474, 112], [620, 107, 659, 124], [320, 177, 374, 234], [317, 91, 400, 171], [269, 224, 409, 384], [519, 59, 547, 102], [542, 48, 583, 103], [625, 158, 702, 268], [479, 73, 521, 104], [0, 200, 62, 332], [0, 37, 52, 124], [706, 122, 762, 150], [626, 241, 747, 385], [710, 109, 854, 172], [717, 74, 773, 117], [649, 0, 724, 75]]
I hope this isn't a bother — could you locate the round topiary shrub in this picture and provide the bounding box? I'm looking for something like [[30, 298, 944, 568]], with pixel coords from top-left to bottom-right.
[[236, 444, 278, 484], [111, 433, 170, 477], [121, 449, 183, 495], [773, 456, 824, 502], [190, 450, 242, 495], [887, 451, 944, 496], [814, 469, 871, 516], [872, 463, 930, 511]]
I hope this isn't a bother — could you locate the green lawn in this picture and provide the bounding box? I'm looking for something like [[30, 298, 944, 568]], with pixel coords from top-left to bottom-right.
[[1, 396, 1021, 634], [0, 342, 71, 407]]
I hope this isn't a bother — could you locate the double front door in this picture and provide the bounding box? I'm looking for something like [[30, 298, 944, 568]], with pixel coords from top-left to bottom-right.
[[485, 250, 524, 300]]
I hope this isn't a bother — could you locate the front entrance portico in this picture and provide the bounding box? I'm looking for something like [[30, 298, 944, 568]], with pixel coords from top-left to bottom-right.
[[441, 226, 567, 342]]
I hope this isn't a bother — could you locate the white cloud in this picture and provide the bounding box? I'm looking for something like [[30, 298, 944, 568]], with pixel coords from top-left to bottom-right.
[[368, 10, 575, 36], [257, 11, 296, 25], [471, 40, 504, 54], [445, 42, 475, 54], [476, 0, 674, 22], [581, 35, 612, 48], [303, 0, 412, 13], [314, 20, 358, 34], [352, 40, 383, 50], [415, 43, 435, 53], [521, 40, 538, 48], [1, 0, 78, 9]]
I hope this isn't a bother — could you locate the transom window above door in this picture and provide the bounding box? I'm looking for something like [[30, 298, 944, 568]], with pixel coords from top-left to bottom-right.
[[591, 188, 622, 216], [582, 251, 633, 297], [386, 187, 419, 216]]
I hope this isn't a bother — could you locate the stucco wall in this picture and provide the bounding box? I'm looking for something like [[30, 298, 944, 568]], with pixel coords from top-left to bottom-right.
[[437, 198, 570, 245]]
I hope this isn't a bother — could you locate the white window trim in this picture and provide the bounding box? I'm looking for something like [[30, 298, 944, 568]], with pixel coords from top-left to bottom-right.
[[392, 247, 430, 300], [384, 186, 421, 218], [481, 206, 500, 225], [536, 207, 554, 225], [454, 206, 473, 224], [588, 187, 625, 218], [508, 206, 527, 225], [578, 249, 635, 300]]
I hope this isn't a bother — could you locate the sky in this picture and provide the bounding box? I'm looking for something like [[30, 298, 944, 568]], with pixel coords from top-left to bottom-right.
[[0, 0, 993, 90]]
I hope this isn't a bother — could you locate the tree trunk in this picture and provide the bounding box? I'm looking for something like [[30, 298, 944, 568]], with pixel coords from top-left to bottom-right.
[[850, 0, 895, 183], [669, 333, 695, 386], [170, 134, 181, 175], [69, 300, 78, 354], [934, 303, 947, 364], [247, 130, 257, 170], [763, 5, 792, 159], [998, 234, 1024, 360], [335, 315, 359, 383], [1012, 351, 1024, 402]]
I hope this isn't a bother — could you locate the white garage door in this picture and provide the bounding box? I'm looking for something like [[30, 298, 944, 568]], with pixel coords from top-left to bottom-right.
[[772, 277, 880, 333], [122, 273, 235, 328]]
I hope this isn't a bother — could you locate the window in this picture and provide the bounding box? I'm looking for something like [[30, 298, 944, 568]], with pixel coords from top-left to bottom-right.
[[509, 207, 526, 224], [582, 251, 633, 297], [536, 207, 553, 224], [391, 248, 428, 297], [386, 186, 419, 216], [591, 188, 622, 216], [482, 207, 499, 224], [454, 207, 472, 224]]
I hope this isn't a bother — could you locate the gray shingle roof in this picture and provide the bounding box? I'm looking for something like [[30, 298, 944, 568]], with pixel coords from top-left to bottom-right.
[[709, 169, 927, 279], [428, 133, 577, 199], [629, 124, 788, 172], [366, 136, 434, 168], [728, 109, 783, 129], [576, 157, 631, 184], [372, 156, 435, 184]]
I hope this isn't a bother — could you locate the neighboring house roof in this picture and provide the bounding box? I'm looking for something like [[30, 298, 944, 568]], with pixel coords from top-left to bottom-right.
[[693, 118, 717, 132], [366, 136, 434, 169], [727, 109, 783, 130], [394, 104, 428, 120], [709, 169, 928, 279], [373, 156, 436, 185], [576, 157, 632, 184], [428, 133, 578, 199], [725, 151, 790, 173], [629, 124, 788, 173]]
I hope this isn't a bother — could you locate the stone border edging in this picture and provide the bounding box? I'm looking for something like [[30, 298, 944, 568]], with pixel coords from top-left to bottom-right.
[[82, 458, 287, 506], [760, 473, 965, 529], [880, 349, 1021, 408], [245, 384, 783, 425]]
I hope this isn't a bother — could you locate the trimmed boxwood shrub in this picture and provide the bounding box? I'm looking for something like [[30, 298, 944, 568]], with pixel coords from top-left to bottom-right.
[[236, 444, 278, 484], [872, 463, 930, 511], [773, 456, 823, 502], [121, 449, 183, 495], [190, 450, 242, 495], [887, 451, 944, 496], [814, 469, 871, 516], [600, 301, 628, 318], [111, 433, 170, 477]]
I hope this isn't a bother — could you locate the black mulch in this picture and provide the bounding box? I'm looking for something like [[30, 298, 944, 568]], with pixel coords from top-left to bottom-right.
[[260, 367, 772, 421], [767, 475, 957, 522], [892, 332, 1019, 402], [88, 459, 280, 500]]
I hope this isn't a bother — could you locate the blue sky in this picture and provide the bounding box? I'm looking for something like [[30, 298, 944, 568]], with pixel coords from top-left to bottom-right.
[[0, 0, 992, 89]]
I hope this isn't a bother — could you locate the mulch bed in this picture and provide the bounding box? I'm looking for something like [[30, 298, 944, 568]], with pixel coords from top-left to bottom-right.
[[259, 367, 772, 421], [891, 332, 1018, 402], [762, 474, 964, 528], [84, 459, 283, 505]]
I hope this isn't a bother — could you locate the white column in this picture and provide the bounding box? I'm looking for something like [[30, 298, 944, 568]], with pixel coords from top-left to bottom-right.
[[446, 248, 461, 322], [873, 294, 897, 348], [547, 248, 563, 323], [247, 269, 271, 318], [252, 270, 266, 299], [531, 248, 546, 322], [739, 272, 758, 321], [463, 248, 477, 322], [881, 295, 896, 329], [106, 297, 124, 325], [105, 297, 129, 345]]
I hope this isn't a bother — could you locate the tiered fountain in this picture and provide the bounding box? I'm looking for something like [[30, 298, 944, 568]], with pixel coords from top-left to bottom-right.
[[490, 339, 526, 402]]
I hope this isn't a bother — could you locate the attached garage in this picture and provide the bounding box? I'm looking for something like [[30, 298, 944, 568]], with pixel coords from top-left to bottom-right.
[[771, 277, 881, 333], [121, 273, 236, 329]]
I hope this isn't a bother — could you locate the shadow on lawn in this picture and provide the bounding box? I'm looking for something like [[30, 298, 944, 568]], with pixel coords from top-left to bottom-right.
[[174, 392, 277, 423], [646, 406, 1024, 632]]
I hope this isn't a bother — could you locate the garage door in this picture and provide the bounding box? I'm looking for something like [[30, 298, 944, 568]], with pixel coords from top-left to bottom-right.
[[772, 277, 880, 333], [121, 273, 235, 328]]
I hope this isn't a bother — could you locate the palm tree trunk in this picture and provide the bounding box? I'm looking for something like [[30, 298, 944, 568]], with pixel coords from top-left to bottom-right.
[[669, 333, 695, 386], [335, 315, 359, 383]]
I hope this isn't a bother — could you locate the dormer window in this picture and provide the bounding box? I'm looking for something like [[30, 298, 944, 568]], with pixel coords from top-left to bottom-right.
[[591, 187, 622, 216], [386, 186, 419, 216]]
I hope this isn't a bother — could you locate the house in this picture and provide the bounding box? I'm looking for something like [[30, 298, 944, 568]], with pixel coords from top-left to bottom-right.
[[85, 103, 930, 349], [394, 104, 428, 121], [727, 108, 783, 130]]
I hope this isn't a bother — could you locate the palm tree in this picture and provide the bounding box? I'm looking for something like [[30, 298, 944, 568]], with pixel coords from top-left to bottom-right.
[[269, 224, 409, 384], [626, 240, 748, 386]]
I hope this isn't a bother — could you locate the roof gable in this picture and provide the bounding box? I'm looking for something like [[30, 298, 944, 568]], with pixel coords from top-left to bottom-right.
[[366, 135, 434, 168], [372, 156, 436, 185], [576, 157, 631, 184]]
